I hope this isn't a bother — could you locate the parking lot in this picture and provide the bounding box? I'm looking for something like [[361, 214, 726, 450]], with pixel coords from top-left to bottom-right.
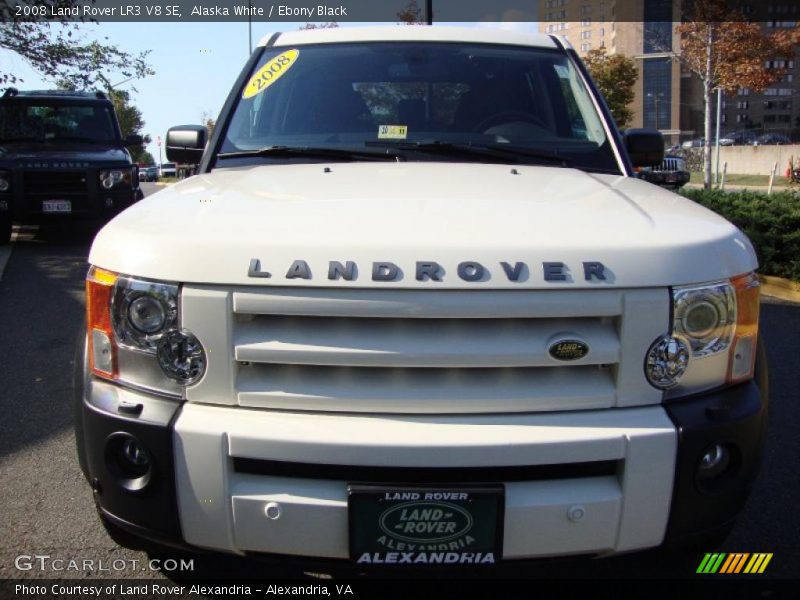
[[0, 182, 797, 586]]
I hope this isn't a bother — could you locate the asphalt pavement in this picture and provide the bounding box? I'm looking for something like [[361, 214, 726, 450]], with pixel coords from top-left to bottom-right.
[[0, 182, 797, 588]]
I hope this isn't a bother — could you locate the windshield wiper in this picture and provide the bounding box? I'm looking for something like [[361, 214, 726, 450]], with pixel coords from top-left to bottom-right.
[[218, 145, 405, 161], [366, 140, 570, 167]]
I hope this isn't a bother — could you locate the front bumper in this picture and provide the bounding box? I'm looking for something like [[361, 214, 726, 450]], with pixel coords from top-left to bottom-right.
[[76, 374, 767, 561], [2, 167, 140, 222]]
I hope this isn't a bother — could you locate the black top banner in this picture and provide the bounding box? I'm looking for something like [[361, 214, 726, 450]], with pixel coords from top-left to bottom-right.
[[2, 0, 800, 23]]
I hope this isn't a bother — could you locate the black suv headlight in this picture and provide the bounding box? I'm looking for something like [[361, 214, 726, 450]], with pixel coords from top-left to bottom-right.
[[99, 166, 138, 190], [0, 170, 10, 192]]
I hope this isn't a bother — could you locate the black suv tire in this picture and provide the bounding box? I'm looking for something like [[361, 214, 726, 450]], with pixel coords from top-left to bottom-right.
[[0, 212, 11, 244]]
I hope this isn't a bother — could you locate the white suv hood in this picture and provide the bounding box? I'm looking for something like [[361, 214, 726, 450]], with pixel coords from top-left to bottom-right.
[[90, 162, 757, 288]]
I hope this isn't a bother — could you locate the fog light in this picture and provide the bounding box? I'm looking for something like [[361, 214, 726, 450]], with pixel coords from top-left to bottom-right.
[[0, 177, 9, 192], [697, 444, 731, 480], [645, 335, 690, 389], [105, 434, 152, 492], [157, 329, 206, 384], [122, 438, 150, 467]]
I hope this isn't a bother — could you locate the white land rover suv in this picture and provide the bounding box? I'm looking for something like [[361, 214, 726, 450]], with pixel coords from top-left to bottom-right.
[[75, 27, 767, 566]]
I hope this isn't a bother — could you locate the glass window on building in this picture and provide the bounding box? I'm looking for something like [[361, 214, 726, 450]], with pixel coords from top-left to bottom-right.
[[643, 0, 673, 53], [643, 58, 672, 129]]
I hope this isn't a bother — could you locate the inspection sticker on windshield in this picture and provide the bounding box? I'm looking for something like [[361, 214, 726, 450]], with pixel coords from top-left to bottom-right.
[[242, 49, 299, 99], [378, 125, 408, 140]]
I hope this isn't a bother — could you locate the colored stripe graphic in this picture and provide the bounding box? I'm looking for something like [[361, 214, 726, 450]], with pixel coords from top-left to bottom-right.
[[697, 553, 727, 573], [699, 553, 773, 574], [722, 553, 749, 573], [719, 554, 736, 573], [756, 553, 773, 573]]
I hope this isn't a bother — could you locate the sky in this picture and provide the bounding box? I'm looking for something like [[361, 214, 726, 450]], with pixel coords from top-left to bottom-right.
[[1, 20, 537, 163]]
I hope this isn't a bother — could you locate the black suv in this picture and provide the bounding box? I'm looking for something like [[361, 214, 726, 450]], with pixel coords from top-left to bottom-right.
[[0, 89, 143, 243]]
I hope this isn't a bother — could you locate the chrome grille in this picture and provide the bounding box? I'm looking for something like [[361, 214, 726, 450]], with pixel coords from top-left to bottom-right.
[[653, 158, 682, 172]]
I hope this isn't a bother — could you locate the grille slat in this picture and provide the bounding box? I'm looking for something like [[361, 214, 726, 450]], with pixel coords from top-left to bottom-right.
[[234, 316, 619, 368], [236, 364, 617, 413]]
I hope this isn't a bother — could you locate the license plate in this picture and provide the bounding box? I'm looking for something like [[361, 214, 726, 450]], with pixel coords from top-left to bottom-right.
[[348, 486, 503, 566], [42, 200, 71, 213]]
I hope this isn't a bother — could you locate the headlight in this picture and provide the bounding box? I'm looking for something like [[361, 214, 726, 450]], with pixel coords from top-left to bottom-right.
[[645, 273, 760, 398], [673, 282, 735, 357], [111, 277, 178, 351], [0, 170, 10, 192], [86, 267, 205, 397], [99, 167, 137, 190]]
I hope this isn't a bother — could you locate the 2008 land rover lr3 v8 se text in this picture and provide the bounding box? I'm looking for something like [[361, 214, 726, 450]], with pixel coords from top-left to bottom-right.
[[75, 27, 768, 565]]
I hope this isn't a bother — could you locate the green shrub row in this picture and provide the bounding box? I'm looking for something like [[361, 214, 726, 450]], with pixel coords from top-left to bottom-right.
[[680, 188, 800, 282]]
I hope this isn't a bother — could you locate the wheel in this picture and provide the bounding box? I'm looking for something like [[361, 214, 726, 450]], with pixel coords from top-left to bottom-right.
[[0, 212, 11, 244], [474, 111, 547, 133]]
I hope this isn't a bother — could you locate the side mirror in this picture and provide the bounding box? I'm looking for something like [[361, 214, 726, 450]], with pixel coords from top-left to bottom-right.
[[124, 133, 143, 147], [166, 125, 208, 165], [624, 128, 664, 168]]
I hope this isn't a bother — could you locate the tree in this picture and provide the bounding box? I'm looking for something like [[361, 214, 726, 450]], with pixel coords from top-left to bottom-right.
[[583, 47, 638, 129], [0, 2, 153, 89], [201, 111, 216, 137], [675, 0, 800, 188], [106, 89, 151, 164], [397, 0, 425, 24]]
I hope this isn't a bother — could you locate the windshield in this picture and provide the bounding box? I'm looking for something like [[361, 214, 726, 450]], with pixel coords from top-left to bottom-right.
[[0, 102, 118, 144], [220, 42, 620, 173]]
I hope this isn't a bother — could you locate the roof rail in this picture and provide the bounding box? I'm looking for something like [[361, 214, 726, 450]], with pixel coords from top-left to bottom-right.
[[2, 87, 19, 98]]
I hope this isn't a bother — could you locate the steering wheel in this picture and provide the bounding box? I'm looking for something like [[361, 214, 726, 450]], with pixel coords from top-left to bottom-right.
[[474, 111, 547, 133]]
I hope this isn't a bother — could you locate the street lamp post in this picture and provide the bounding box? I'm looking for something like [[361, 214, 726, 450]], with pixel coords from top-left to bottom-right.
[[715, 87, 723, 185], [647, 92, 664, 131], [248, 0, 253, 55]]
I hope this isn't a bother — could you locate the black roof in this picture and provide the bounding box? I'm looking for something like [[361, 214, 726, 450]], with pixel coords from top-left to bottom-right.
[[1, 88, 109, 101]]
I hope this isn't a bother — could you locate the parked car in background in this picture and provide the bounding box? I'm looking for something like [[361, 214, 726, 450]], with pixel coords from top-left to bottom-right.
[[681, 138, 704, 149], [719, 130, 758, 146], [159, 162, 177, 178], [754, 133, 791, 146], [142, 166, 159, 182], [636, 155, 690, 190]]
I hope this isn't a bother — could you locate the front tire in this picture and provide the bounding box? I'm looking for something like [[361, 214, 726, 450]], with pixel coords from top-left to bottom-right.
[[0, 212, 11, 244]]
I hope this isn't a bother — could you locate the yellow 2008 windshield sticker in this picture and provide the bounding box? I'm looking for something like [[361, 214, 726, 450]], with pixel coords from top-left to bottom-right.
[[242, 49, 299, 99]]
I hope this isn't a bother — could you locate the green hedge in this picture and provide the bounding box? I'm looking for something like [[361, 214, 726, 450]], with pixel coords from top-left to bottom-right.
[[680, 188, 800, 282]]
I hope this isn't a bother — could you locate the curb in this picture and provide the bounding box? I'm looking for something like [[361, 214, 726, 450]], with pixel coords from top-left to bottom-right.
[[759, 274, 800, 303]]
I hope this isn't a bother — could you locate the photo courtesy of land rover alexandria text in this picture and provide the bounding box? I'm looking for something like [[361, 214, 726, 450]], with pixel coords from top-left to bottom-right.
[[74, 27, 767, 565]]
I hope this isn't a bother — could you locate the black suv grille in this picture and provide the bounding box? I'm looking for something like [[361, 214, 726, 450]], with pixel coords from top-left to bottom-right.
[[23, 170, 88, 194]]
